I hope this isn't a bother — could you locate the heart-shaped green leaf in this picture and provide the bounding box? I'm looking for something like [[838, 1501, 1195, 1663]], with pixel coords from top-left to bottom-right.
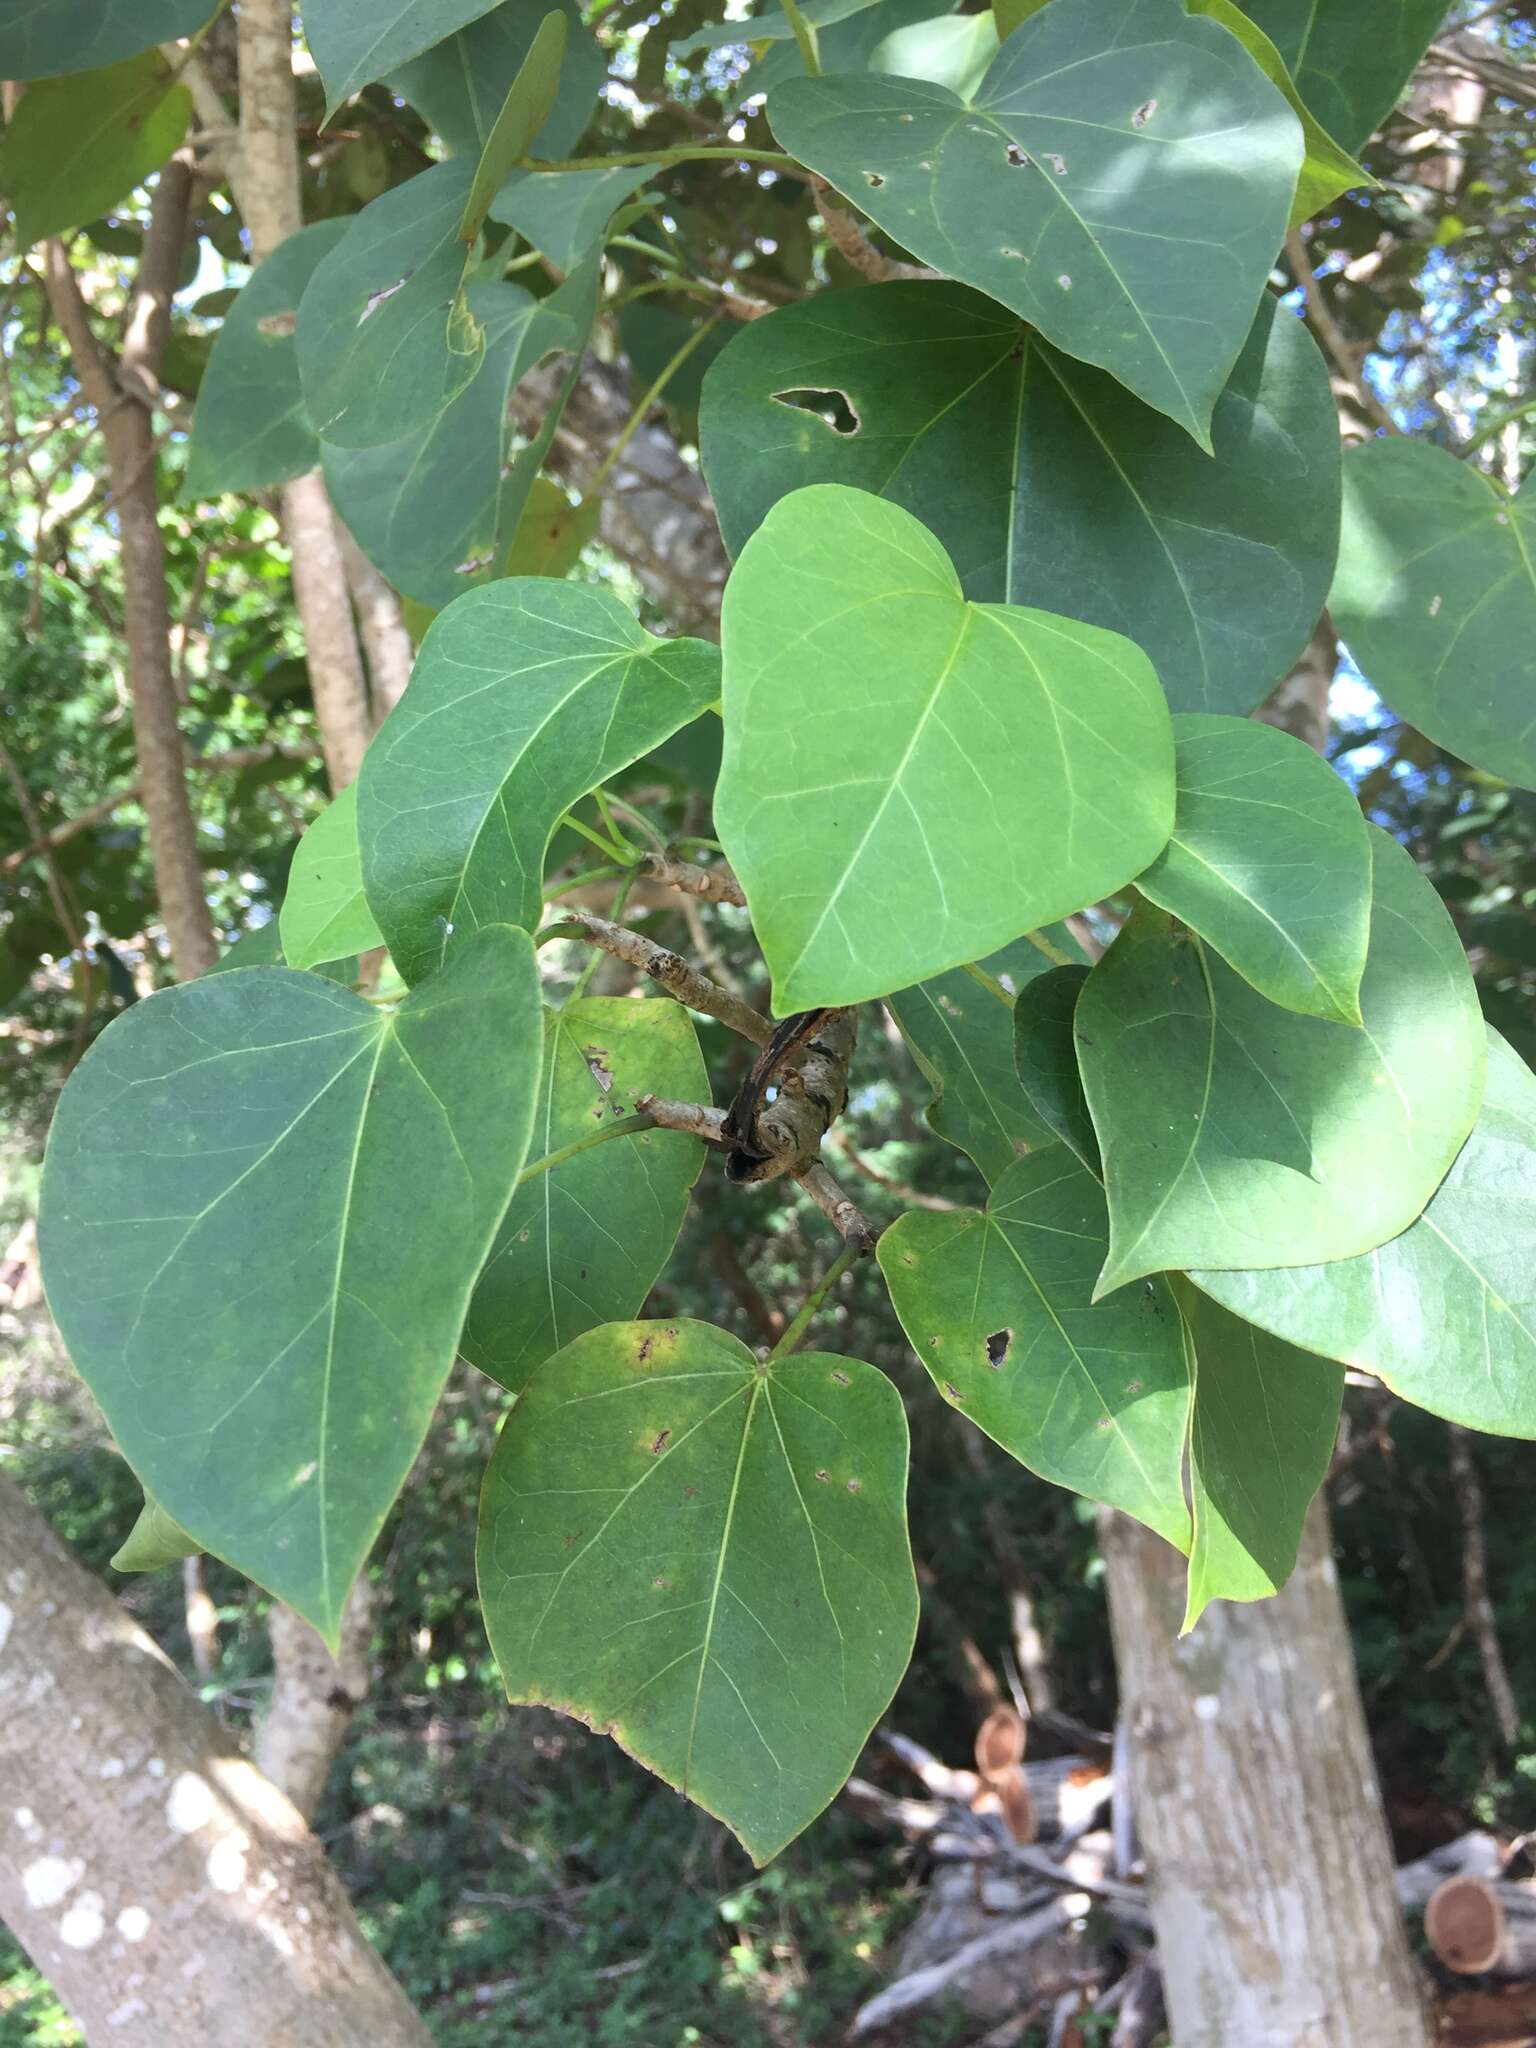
[[716, 484, 1175, 1012], [462, 999, 708, 1392], [0, 0, 210, 77], [1013, 964, 1098, 1173], [489, 163, 653, 270], [768, 0, 1303, 443], [1, 52, 190, 250], [477, 1319, 919, 1865], [1079, 829, 1486, 1296], [1179, 1282, 1342, 1632], [1331, 440, 1536, 792], [1194, 1028, 1536, 1440], [185, 222, 350, 499], [459, 8, 568, 244], [359, 580, 720, 982], [878, 1146, 1191, 1546], [296, 158, 482, 452], [1241, 0, 1448, 151], [1135, 713, 1372, 1025], [888, 928, 1087, 1184], [701, 285, 1340, 717], [305, 0, 507, 117], [390, 0, 604, 159], [279, 784, 387, 973], [38, 926, 543, 1642]]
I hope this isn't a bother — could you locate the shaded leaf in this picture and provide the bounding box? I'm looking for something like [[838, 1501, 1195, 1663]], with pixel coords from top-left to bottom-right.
[[1241, 0, 1448, 151], [0, 0, 209, 78], [503, 477, 601, 578], [206, 921, 359, 984], [112, 1496, 200, 1574], [743, 0, 946, 97], [2, 53, 190, 250], [1179, 1282, 1342, 1631], [478, 1318, 918, 1864], [1195, 1028, 1536, 1441], [279, 784, 386, 972], [490, 162, 653, 270], [677, 0, 887, 52], [1079, 830, 1486, 1295], [38, 927, 542, 1641], [887, 929, 1086, 1184], [390, 0, 604, 158], [1331, 440, 1536, 793], [462, 999, 708, 1391], [1013, 964, 1097, 1173], [1135, 713, 1372, 1025], [460, 9, 568, 244], [359, 581, 720, 982], [185, 221, 350, 499], [877, 1147, 1191, 1547], [296, 158, 481, 452], [716, 484, 1175, 1012], [768, 0, 1302, 443], [304, 0, 506, 116], [701, 285, 1340, 717]]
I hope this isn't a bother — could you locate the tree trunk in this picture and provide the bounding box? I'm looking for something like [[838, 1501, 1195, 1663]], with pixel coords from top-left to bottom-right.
[[338, 527, 416, 721], [255, 1578, 373, 1822], [0, 1475, 432, 2048], [1101, 1499, 1429, 2046]]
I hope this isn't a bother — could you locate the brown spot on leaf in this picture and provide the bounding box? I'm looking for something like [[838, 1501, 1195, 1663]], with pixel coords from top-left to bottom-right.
[[831, 1369, 851, 1386], [944, 1382, 963, 1402], [584, 1047, 614, 1093], [682, 1484, 699, 1499], [863, 170, 885, 187], [257, 310, 298, 339], [650, 1429, 671, 1455], [815, 1469, 831, 1483], [637, 1336, 654, 1364], [846, 1477, 861, 1494], [563, 1530, 584, 1548], [1131, 98, 1157, 128]]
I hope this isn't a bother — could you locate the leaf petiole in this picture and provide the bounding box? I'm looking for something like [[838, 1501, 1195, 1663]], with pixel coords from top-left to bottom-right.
[[768, 1244, 862, 1362], [516, 1111, 660, 1186]]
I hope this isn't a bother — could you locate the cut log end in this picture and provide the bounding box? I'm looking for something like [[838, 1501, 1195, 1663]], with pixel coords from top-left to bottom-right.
[[1428, 1877, 1506, 1975]]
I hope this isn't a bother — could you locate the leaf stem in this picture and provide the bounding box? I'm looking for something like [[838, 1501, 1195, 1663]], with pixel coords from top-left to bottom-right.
[[962, 960, 1013, 1005], [516, 1112, 659, 1185], [589, 312, 727, 491], [560, 809, 636, 864], [1023, 929, 1077, 969], [779, 0, 823, 75], [768, 1246, 861, 1362], [520, 146, 797, 175]]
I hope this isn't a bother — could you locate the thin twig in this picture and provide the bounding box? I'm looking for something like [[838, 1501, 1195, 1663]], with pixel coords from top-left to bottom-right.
[[810, 176, 934, 283], [830, 1130, 962, 1211], [1285, 229, 1400, 437], [1447, 1423, 1521, 1744], [546, 911, 774, 1045], [642, 849, 747, 907], [793, 1158, 877, 1252]]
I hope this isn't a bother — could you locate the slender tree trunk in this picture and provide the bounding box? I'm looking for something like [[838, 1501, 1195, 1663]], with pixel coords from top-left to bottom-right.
[[1098, 637, 1430, 2044], [254, 1581, 373, 1822], [338, 527, 416, 720], [0, 1476, 433, 2048]]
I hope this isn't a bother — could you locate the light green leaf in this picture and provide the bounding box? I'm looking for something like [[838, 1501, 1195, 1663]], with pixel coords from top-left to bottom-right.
[[359, 581, 721, 982], [390, 0, 604, 159], [887, 929, 1087, 1184], [873, 12, 998, 99], [462, 999, 707, 1392], [303, 0, 505, 116], [459, 9, 567, 244], [716, 484, 1175, 1013], [477, 1318, 919, 1864], [1179, 1281, 1342, 1631], [743, 0, 945, 98], [877, 1147, 1192, 1547], [993, 0, 1050, 35], [1013, 964, 1098, 1173], [112, 1496, 201, 1574], [1195, 1028, 1536, 1441], [279, 785, 386, 972], [324, 264, 597, 608], [185, 221, 349, 500], [296, 158, 481, 452], [503, 478, 602, 578], [1331, 441, 1536, 792], [38, 926, 543, 1642], [768, 0, 1303, 444], [1241, 0, 1448, 151], [489, 163, 652, 270], [0, 0, 209, 78], [206, 922, 359, 984], [701, 286, 1341, 718], [2, 53, 190, 251], [1189, 0, 1366, 221], [1135, 713, 1372, 1026], [1079, 829, 1486, 1296]]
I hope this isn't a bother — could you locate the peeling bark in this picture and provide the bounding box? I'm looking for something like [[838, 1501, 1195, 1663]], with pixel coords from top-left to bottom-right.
[[0, 1476, 431, 2048]]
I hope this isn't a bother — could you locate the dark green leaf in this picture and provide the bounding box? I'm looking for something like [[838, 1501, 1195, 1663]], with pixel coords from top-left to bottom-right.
[[677, 0, 886, 53], [1079, 830, 1486, 1296], [304, 0, 506, 116], [716, 484, 1175, 1011], [477, 1318, 918, 1864], [1013, 964, 1097, 1173], [2, 53, 190, 250], [768, 0, 1303, 443], [462, 999, 707, 1391], [887, 930, 1086, 1184], [460, 9, 568, 244], [1331, 441, 1536, 792], [206, 922, 359, 984], [1135, 713, 1372, 1025], [0, 0, 210, 78], [185, 221, 349, 499], [112, 1496, 200, 1574], [701, 286, 1340, 717], [877, 1147, 1191, 1547], [743, 0, 946, 97], [279, 784, 387, 971], [502, 478, 602, 578], [296, 158, 482, 452], [39, 927, 543, 1641], [359, 582, 721, 982], [1179, 1282, 1342, 1630], [1240, 0, 1448, 150], [1195, 1028, 1536, 1441], [390, 0, 604, 158], [490, 163, 653, 269]]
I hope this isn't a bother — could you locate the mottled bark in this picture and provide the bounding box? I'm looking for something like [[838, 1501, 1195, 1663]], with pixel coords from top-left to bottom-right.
[[0, 1476, 432, 2048], [254, 1580, 373, 1823], [338, 527, 416, 721]]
